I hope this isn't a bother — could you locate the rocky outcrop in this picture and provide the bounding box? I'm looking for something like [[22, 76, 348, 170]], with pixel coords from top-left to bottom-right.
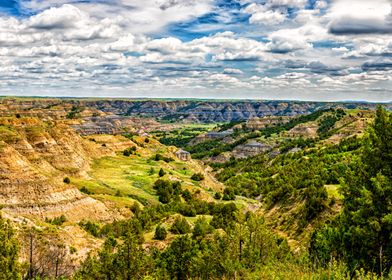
[[233, 141, 273, 159], [190, 130, 234, 145], [74, 100, 390, 123], [0, 117, 116, 222], [175, 149, 191, 161], [286, 123, 319, 139], [246, 116, 291, 130], [1, 98, 390, 124]]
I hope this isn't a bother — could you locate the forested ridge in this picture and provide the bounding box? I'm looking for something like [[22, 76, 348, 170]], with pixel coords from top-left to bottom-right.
[[2, 107, 392, 279]]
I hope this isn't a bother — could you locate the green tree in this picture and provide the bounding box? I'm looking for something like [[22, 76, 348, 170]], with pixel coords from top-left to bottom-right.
[[154, 225, 167, 240], [191, 173, 205, 181], [158, 168, 166, 177], [0, 215, 21, 280], [170, 217, 191, 234], [159, 235, 197, 279], [310, 107, 392, 275], [192, 217, 213, 239]]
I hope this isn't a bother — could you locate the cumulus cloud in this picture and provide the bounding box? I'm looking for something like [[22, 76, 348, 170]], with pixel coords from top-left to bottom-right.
[[362, 58, 392, 71], [0, 0, 392, 100], [328, 0, 392, 35], [223, 68, 243, 74], [27, 4, 85, 29], [244, 3, 286, 25]]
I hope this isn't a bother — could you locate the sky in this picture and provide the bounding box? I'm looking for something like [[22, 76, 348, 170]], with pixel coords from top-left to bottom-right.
[[0, 0, 392, 101]]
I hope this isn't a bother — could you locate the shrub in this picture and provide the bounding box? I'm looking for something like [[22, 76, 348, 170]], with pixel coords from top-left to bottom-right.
[[153, 179, 182, 204], [182, 190, 192, 201], [80, 186, 92, 195], [192, 217, 213, 239], [63, 177, 71, 184], [45, 215, 67, 226], [154, 224, 167, 240], [79, 220, 101, 237], [170, 217, 191, 234], [214, 192, 222, 200], [123, 146, 137, 156], [159, 168, 166, 177], [223, 188, 235, 200], [191, 173, 205, 181], [154, 154, 174, 163]]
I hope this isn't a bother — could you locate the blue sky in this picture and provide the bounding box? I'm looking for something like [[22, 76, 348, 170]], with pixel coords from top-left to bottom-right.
[[0, 0, 392, 101]]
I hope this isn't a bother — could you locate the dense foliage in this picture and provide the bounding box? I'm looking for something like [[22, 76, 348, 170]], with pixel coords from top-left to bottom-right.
[[185, 109, 337, 159], [0, 215, 21, 280], [310, 107, 392, 276], [215, 136, 361, 227], [4, 107, 392, 279]]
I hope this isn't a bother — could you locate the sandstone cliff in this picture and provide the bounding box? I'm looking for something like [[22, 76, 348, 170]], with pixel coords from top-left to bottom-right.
[[0, 117, 118, 222]]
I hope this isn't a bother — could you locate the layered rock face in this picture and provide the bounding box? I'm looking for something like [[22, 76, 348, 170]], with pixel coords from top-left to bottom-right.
[[1, 98, 388, 123], [0, 117, 112, 222], [77, 100, 388, 123], [233, 141, 273, 159], [80, 100, 326, 122]]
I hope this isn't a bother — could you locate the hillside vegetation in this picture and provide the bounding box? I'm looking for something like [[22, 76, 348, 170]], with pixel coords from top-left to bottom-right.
[[1, 100, 392, 279]]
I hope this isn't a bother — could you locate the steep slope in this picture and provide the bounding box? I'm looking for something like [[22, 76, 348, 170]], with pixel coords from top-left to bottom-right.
[[0, 117, 115, 222]]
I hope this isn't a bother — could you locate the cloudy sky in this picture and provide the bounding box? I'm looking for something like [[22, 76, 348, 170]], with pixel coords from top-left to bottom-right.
[[1, 0, 392, 101]]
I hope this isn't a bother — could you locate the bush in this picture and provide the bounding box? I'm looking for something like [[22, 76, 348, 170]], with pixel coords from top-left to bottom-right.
[[79, 220, 101, 237], [80, 186, 92, 195], [170, 217, 191, 234], [192, 217, 213, 239], [191, 173, 205, 181], [154, 154, 164, 161], [45, 215, 67, 226], [182, 190, 192, 201], [214, 192, 222, 200], [154, 154, 174, 163], [223, 188, 235, 200], [153, 179, 182, 204], [154, 224, 167, 240], [159, 168, 166, 177], [63, 177, 71, 184], [123, 146, 137, 156]]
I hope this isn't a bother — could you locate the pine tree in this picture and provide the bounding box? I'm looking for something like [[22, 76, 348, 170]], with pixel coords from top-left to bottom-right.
[[154, 224, 167, 240], [0, 215, 21, 280], [310, 106, 392, 275], [158, 168, 166, 177]]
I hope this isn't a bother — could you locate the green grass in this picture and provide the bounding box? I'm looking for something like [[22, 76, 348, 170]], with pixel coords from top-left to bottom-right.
[[325, 185, 343, 200], [92, 194, 140, 208], [88, 156, 160, 203], [0, 125, 20, 142], [72, 152, 210, 208]]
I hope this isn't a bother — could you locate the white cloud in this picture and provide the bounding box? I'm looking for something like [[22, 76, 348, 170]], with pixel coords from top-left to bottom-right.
[[27, 4, 86, 29], [328, 0, 392, 35], [268, 0, 307, 8], [0, 0, 391, 101], [223, 68, 243, 74], [245, 4, 286, 25]]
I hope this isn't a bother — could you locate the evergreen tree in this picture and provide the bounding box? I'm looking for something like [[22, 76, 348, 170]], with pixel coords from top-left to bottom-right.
[[154, 225, 167, 240], [159, 235, 197, 279], [0, 215, 20, 280], [170, 217, 191, 234], [158, 168, 166, 177], [310, 106, 392, 275]]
